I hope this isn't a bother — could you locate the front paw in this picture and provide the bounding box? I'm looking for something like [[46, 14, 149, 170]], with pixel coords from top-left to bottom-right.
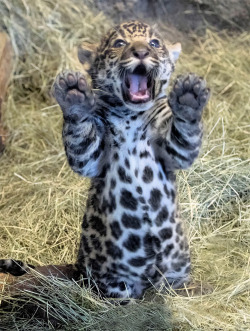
[[52, 70, 95, 120], [169, 73, 210, 121]]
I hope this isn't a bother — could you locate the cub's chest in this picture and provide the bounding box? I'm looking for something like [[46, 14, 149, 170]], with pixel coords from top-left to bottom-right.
[[107, 120, 163, 186], [104, 118, 174, 210], [106, 143, 170, 201], [111, 136, 156, 182]]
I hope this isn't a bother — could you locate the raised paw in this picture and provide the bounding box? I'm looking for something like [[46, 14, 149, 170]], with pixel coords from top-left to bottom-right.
[[169, 73, 210, 121], [52, 70, 95, 119]]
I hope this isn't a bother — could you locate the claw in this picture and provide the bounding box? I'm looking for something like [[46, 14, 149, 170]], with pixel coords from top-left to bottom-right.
[[173, 80, 183, 97], [67, 73, 77, 87], [193, 83, 201, 96], [200, 89, 209, 104], [78, 77, 87, 91], [183, 77, 190, 91], [59, 78, 67, 89]]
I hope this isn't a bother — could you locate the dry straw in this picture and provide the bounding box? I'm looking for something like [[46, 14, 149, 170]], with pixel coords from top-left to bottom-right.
[[0, 0, 249, 330]]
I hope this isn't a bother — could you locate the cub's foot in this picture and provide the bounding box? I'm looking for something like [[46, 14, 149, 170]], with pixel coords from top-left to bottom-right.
[[52, 70, 95, 120], [169, 73, 210, 122]]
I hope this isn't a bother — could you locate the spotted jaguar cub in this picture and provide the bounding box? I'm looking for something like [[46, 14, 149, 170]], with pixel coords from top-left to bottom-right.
[[0, 21, 209, 299]]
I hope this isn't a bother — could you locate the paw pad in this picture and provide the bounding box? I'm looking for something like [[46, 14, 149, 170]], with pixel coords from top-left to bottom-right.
[[169, 73, 210, 116], [52, 70, 95, 113]]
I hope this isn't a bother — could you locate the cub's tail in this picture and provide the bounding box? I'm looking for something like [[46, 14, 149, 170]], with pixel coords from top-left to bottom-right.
[[0, 259, 35, 276]]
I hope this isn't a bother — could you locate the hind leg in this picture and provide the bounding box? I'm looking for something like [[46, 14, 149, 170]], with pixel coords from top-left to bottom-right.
[[162, 249, 191, 290], [154, 220, 191, 291], [156, 237, 213, 296]]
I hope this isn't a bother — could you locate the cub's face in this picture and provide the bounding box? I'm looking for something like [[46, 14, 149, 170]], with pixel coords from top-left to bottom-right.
[[79, 21, 181, 112]]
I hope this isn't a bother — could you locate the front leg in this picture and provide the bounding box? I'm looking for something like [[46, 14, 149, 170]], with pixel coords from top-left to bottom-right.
[[154, 73, 210, 170], [53, 71, 107, 177]]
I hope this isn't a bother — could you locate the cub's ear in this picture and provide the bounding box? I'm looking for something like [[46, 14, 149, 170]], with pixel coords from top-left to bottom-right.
[[168, 42, 181, 62], [78, 42, 98, 69]]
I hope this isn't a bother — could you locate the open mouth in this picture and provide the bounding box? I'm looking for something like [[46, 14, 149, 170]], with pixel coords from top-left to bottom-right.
[[122, 65, 155, 104]]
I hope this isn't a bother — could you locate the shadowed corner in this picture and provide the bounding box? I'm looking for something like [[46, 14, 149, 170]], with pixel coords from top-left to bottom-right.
[[0, 264, 81, 327], [0, 268, 173, 330]]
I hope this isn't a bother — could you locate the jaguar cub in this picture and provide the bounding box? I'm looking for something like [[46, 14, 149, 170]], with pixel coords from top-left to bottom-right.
[[0, 21, 209, 299]]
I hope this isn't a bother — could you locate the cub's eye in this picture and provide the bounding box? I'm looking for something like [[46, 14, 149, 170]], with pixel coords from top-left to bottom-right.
[[113, 39, 127, 48], [149, 39, 160, 48]]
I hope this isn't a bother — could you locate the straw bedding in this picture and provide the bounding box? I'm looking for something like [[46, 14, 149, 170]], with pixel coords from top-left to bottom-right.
[[0, 0, 249, 330]]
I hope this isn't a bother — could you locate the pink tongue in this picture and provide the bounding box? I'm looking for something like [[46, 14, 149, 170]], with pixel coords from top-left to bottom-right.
[[128, 74, 149, 101]]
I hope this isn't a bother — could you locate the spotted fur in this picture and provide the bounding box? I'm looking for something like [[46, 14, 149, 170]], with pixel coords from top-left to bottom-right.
[[1, 21, 209, 299]]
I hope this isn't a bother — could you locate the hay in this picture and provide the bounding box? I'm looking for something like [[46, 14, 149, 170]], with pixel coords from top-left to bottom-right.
[[0, 0, 250, 330], [0, 270, 172, 330]]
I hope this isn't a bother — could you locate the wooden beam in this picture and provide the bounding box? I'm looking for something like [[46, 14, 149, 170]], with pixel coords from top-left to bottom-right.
[[0, 32, 13, 153]]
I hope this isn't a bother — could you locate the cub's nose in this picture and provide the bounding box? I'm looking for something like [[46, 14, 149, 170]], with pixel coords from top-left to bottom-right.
[[131, 41, 150, 60], [132, 49, 149, 59]]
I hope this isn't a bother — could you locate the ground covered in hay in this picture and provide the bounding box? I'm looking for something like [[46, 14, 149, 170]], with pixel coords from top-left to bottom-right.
[[0, 0, 249, 330]]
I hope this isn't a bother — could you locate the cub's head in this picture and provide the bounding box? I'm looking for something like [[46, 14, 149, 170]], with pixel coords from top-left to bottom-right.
[[78, 21, 181, 112]]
